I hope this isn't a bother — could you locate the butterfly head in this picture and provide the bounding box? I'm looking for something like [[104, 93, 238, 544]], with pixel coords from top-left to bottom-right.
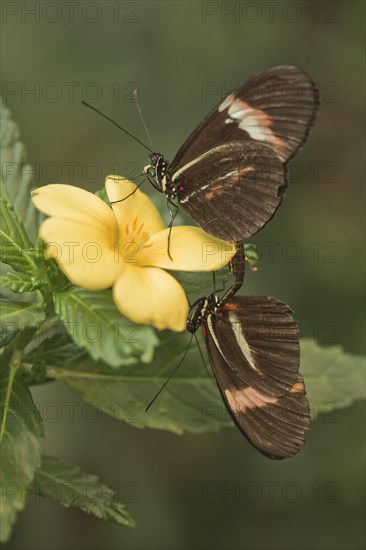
[[186, 297, 208, 333], [187, 294, 222, 333], [147, 152, 162, 168], [144, 153, 160, 178], [144, 152, 172, 195]]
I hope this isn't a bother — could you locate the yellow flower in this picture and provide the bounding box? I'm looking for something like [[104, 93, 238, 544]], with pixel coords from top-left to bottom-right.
[[32, 176, 236, 332]]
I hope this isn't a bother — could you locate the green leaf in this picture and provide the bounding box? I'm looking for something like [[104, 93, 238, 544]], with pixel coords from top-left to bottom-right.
[[0, 326, 18, 347], [31, 456, 135, 528], [0, 271, 47, 293], [0, 357, 44, 542], [42, 331, 227, 434], [30, 358, 48, 383], [300, 338, 365, 410], [173, 267, 230, 295], [24, 326, 84, 381], [0, 299, 46, 338], [0, 99, 43, 243], [0, 190, 36, 274], [95, 187, 109, 204], [29, 338, 82, 367], [172, 244, 258, 295], [35, 238, 69, 291], [53, 287, 159, 367], [244, 243, 259, 270], [47, 336, 365, 436]]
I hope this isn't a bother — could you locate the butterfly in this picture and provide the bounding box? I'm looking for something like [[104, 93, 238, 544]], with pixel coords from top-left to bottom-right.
[[143, 65, 319, 242], [186, 243, 310, 459]]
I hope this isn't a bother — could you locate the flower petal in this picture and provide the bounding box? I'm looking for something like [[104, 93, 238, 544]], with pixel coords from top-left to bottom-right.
[[138, 226, 237, 271], [106, 175, 165, 240], [32, 184, 115, 234], [113, 264, 188, 332], [39, 218, 123, 289]]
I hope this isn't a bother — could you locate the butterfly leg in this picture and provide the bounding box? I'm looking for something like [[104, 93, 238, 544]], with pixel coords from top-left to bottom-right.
[[166, 199, 179, 261]]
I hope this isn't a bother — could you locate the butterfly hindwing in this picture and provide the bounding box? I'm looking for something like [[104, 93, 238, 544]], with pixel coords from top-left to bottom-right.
[[176, 141, 285, 240], [203, 295, 310, 459], [214, 295, 301, 395]]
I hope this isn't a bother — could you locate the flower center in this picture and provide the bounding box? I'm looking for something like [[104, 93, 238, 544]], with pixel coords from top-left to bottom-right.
[[125, 218, 149, 243], [117, 217, 150, 264]]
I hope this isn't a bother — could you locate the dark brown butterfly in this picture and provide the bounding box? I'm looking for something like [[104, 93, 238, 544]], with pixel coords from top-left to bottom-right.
[[186, 244, 310, 459], [144, 65, 319, 242]]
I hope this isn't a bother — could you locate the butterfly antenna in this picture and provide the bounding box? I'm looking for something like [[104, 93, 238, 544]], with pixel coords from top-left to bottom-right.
[[110, 178, 147, 204], [193, 332, 212, 379], [145, 334, 193, 412], [133, 88, 154, 150], [81, 100, 153, 153]]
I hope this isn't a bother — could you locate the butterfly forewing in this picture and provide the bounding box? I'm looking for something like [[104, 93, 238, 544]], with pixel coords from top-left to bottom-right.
[[170, 65, 319, 169], [203, 295, 310, 459], [215, 296, 300, 394]]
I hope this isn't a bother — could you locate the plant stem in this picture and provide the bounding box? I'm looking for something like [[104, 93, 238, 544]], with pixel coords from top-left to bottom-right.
[[0, 348, 23, 443]]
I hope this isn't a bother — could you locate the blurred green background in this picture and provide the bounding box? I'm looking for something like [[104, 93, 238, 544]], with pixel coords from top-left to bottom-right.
[[2, 1, 365, 548]]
